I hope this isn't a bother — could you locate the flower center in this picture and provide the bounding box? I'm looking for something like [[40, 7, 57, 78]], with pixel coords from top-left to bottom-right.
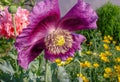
[[44, 29, 73, 54], [55, 35, 65, 46]]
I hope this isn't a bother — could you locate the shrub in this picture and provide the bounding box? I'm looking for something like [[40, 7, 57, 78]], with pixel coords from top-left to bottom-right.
[[97, 2, 120, 41]]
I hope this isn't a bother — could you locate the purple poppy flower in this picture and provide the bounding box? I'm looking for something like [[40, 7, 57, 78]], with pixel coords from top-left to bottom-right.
[[15, 0, 98, 69]]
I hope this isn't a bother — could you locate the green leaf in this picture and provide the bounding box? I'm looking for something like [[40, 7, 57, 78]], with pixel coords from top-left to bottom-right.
[[0, 60, 15, 74], [57, 66, 70, 82]]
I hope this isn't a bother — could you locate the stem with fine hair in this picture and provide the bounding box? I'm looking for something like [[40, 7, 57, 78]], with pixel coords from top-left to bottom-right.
[[45, 60, 48, 82], [12, 14, 17, 37], [12, 14, 19, 73]]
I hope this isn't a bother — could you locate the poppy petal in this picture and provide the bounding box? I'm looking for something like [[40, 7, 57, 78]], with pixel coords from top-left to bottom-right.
[[17, 39, 44, 69], [59, 0, 98, 31]]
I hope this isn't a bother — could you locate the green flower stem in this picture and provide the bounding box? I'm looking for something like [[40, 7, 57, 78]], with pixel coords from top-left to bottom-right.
[[76, 59, 82, 74], [77, 51, 83, 82], [12, 14, 19, 73], [76, 59, 82, 82], [45, 60, 48, 82], [12, 14, 17, 37]]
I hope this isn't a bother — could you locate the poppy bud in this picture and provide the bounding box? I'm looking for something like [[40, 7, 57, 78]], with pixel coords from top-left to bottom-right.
[[8, 5, 18, 14]]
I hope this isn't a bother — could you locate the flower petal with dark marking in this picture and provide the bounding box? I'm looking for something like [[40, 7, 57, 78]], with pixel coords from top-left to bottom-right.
[[59, 0, 98, 31], [18, 39, 44, 69], [15, 0, 60, 69]]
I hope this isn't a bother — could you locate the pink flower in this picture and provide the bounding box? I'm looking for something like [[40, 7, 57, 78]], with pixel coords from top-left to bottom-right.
[[0, 7, 29, 38]]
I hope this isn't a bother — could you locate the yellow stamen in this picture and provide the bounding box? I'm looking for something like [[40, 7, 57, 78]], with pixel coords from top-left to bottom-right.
[[55, 35, 65, 46]]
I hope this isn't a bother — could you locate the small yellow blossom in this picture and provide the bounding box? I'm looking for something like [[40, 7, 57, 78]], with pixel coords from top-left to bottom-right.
[[57, 63, 63, 66], [84, 61, 91, 67], [55, 59, 65, 66], [114, 65, 120, 75], [116, 46, 120, 51], [80, 62, 87, 68], [77, 74, 89, 82], [113, 41, 117, 44], [80, 61, 91, 68], [104, 67, 112, 78], [103, 44, 109, 50], [118, 76, 120, 82], [55, 58, 72, 66], [93, 63, 99, 68], [99, 52, 106, 57], [115, 58, 120, 62], [66, 57, 73, 61], [104, 73, 109, 78], [104, 36, 108, 40], [55, 59, 61, 63], [103, 39, 110, 43], [89, 42, 93, 45], [105, 67, 112, 74], [108, 35, 113, 41], [82, 76, 89, 82], [101, 56, 109, 62], [87, 42, 93, 46], [105, 51, 112, 56], [65, 57, 73, 64], [86, 51, 92, 55]]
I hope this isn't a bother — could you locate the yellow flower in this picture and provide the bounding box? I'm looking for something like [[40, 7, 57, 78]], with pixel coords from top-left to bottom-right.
[[86, 51, 92, 55], [104, 67, 113, 78], [55, 59, 65, 66], [87, 42, 93, 46], [118, 76, 120, 82], [114, 65, 120, 75], [77, 74, 89, 82], [103, 44, 109, 50], [55, 57, 73, 66], [113, 41, 117, 44], [115, 58, 120, 62], [104, 36, 108, 40], [93, 63, 99, 68], [103, 39, 110, 43], [55, 59, 61, 63], [105, 67, 112, 74], [89, 42, 93, 45], [108, 35, 113, 41], [101, 56, 109, 62], [82, 76, 89, 82], [80, 62, 87, 68], [66, 57, 73, 61], [116, 46, 120, 51], [99, 52, 106, 57], [57, 63, 63, 66], [105, 51, 112, 56], [104, 73, 109, 78], [65, 57, 73, 64], [85, 61, 91, 67], [77, 73, 83, 77], [80, 61, 91, 68]]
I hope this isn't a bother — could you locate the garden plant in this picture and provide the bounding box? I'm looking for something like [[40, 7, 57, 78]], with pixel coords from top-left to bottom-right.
[[0, 0, 120, 82]]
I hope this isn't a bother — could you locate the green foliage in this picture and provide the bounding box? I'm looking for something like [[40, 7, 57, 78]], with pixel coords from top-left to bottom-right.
[[97, 2, 120, 41], [77, 30, 102, 51], [0, 0, 35, 9], [0, 38, 13, 58], [0, 0, 13, 6]]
